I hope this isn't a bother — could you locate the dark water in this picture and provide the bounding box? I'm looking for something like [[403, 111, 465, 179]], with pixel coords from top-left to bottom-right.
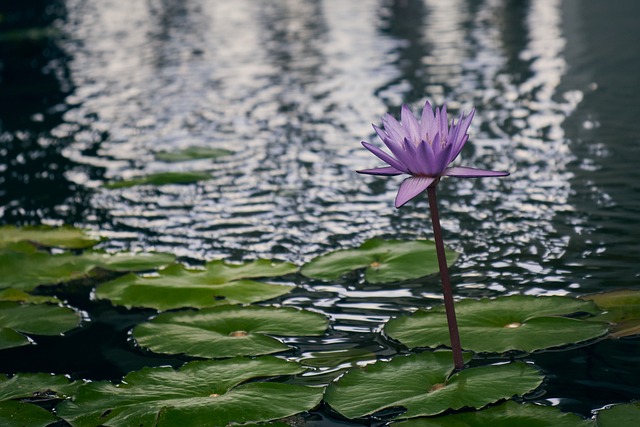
[[1, 0, 640, 423]]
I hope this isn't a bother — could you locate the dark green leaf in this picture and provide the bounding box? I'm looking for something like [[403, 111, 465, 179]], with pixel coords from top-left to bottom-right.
[[596, 401, 640, 427], [583, 290, 640, 338], [155, 147, 232, 162], [0, 225, 100, 249], [104, 171, 211, 189]]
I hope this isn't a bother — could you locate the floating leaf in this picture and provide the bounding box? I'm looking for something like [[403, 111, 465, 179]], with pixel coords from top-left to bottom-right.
[[301, 238, 458, 283], [0, 288, 61, 304], [57, 357, 324, 427], [299, 348, 377, 369], [0, 225, 100, 249], [583, 290, 640, 338], [104, 171, 211, 189], [0, 373, 82, 427], [155, 147, 233, 162], [96, 259, 297, 310], [0, 301, 82, 350], [385, 295, 609, 354], [0, 245, 174, 291], [324, 351, 542, 420], [133, 305, 328, 358], [392, 401, 595, 427], [596, 401, 640, 427]]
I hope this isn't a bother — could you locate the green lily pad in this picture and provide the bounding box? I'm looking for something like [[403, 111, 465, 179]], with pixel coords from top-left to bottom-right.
[[0, 373, 82, 427], [596, 401, 640, 427], [133, 305, 328, 358], [583, 290, 640, 338], [0, 301, 82, 350], [392, 401, 595, 427], [0, 245, 175, 291], [57, 357, 324, 427], [384, 295, 609, 354], [155, 147, 233, 162], [0, 225, 100, 249], [104, 171, 211, 189], [301, 238, 458, 284], [0, 288, 61, 304], [324, 351, 543, 420], [95, 259, 298, 310]]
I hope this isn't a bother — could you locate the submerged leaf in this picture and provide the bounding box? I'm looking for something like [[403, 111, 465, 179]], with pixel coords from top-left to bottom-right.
[[392, 401, 595, 427], [0, 301, 82, 350], [301, 238, 458, 283], [133, 305, 328, 358], [57, 357, 323, 427], [96, 259, 297, 310], [385, 295, 609, 353], [104, 171, 211, 188], [0, 225, 100, 249], [324, 351, 542, 420]]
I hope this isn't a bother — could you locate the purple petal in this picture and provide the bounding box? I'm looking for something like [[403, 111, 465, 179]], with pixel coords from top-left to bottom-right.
[[357, 166, 403, 176], [420, 100, 436, 139], [401, 105, 421, 144], [416, 139, 439, 175], [395, 176, 436, 208], [443, 166, 510, 177], [381, 113, 406, 143], [361, 141, 409, 173]]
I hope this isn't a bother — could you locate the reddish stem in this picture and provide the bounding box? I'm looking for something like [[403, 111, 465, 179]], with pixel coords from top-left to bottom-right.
[[427, 184, 464, 370]]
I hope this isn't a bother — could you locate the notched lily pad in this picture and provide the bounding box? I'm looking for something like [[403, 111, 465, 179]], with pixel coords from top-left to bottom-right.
[[0, 373, 82, 427], [384, 295, 609, 354], [582, 289, 640, 338], [96, 259, 298, 310], [155, 146, 233, 162], [392, 401, 595, 427], [0, 245, 175, 291], [595, 401, 640, 427], [0, 301, 83, 350], [133, 305, 328, 358], [324, 351, 542, 420], [301, 238, 458, 284], [0, 225, 100, 249], [104, 171, 211, 189], [57, 357, 324, 427]]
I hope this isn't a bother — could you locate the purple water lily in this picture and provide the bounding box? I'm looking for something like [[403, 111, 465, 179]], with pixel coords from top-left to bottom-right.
[[357, 101, 508, 208]]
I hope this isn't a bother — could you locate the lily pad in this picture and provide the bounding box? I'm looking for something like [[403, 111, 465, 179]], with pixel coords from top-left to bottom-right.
[[95, 259, 298, 310], [0, 245, 175, 291], [384, 295, 609, 354], [0, 373, 82, 427], [301, 238, 458, 283], [596, 401, 640, 427], [0, 301, 82, 350], [0, 288, 61, 304], [155, 147, 233, 162], [0, 225, 100, 249], [392, 401, 595, 427], [583, 290, 640, 338], [299, 348, 377, 369], [324, 351, 543, 420], [104, 171, 211, 189], [133, 305, 328, 358], [57, 357, 324, 427]]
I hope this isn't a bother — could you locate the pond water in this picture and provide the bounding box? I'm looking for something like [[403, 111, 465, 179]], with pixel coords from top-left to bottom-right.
[[1, 0, 640, 424]]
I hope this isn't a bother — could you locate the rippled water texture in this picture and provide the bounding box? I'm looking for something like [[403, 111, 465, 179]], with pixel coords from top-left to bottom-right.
[[2, 0, 640, 418]]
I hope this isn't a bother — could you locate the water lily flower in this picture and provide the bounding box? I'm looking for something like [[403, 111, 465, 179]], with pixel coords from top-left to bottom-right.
[[357, 101, 509, 208]]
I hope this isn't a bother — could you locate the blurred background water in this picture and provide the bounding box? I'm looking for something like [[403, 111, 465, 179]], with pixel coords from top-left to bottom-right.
[[1, 0, 640, 423]]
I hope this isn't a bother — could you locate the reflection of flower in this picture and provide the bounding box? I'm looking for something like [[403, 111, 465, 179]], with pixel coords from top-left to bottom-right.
[[357, 101, 509, 207]]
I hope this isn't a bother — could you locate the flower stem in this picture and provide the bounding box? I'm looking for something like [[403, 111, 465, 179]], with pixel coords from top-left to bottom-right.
[[427, 185, 464, 370]]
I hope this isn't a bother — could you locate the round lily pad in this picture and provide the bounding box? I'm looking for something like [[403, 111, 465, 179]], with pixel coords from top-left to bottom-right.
[[0, 301, 82, 350], [0, 245, 174, 291], [133, 305, 328, 358], [104, 171, 211, 189], [57, 357, 324, 427], [96, 259, 298, 310], [301, 238, 458, 283], [392, 401, 595, 427], [596, 401, 640, 427], [0, 373, 81, 427], [0, 225, 100, 249], [384, 295, 609, 354], [583, 290, 640, 338], [324, 351, 543, 420], [155, 147, 232, 162]]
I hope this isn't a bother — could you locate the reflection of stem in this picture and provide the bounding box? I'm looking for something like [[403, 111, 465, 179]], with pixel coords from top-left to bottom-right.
[[427, 184, 464, 370]]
